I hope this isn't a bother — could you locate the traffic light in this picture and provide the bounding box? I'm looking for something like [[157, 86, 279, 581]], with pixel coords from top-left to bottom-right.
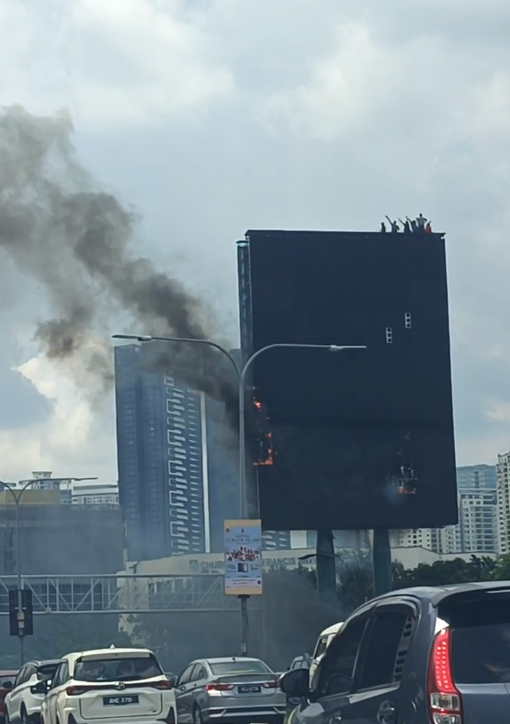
[[9, 589, 33, 637]]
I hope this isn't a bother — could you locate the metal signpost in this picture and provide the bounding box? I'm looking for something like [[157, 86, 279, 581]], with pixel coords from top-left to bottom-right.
[[224, 519, 262, 653]]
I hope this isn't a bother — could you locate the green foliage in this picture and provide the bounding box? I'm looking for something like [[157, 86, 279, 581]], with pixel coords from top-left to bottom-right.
[[490, 553, 510, 581], [393, 555, 497, 588], [335, 553, 501, 614]]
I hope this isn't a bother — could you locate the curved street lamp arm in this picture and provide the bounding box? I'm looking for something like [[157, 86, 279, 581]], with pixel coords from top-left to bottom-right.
[[139, 335, 241, 379]]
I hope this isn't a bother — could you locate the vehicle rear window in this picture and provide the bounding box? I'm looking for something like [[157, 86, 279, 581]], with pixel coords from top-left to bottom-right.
[[74, 655, 162, 682], [37, 664, 59, 680], [447, 599, 510, 684], [209, 661, 271, 676]]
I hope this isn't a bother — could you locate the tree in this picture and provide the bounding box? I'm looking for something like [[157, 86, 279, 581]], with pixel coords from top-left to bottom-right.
[[490, 553, 510, 581], [392, 555, 497, 589], [336, 551, 373, 612]]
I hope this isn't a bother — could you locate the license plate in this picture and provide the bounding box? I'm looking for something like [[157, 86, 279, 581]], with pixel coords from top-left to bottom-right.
[[103, 696, 139, 706], [238, 685, 261, 694]]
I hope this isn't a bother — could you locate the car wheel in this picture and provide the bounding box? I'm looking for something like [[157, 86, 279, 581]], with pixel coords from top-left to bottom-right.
[[193, 706, 203, 724], [4, 709, 10, 724], [20, 706, 28, 724]]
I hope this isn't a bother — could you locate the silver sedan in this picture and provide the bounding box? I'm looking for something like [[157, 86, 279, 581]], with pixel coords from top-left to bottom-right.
[[174, 657, 285, 724]]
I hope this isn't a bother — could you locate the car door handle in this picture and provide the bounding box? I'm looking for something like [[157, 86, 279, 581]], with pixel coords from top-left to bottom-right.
[[377, 703, 395, 724]]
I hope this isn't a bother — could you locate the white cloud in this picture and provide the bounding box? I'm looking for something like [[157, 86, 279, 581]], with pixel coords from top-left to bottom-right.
[[0, 0, 234, 129], [1, 0, 510, 477], [0, 354, 115, 483]]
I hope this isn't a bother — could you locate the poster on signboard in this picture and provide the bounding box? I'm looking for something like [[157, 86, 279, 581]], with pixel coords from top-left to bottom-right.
[[224, 519, 263, 595]]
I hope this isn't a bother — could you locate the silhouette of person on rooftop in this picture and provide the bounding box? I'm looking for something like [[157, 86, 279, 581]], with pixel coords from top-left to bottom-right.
[[416, 213, 427, 231], [380, 222, 387, 233], [385, 215, 399, 232]]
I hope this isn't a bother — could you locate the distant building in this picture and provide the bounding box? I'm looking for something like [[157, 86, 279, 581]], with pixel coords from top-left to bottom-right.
[[114, 342, 239, 561], [454, 465, 497, 553], [392, 464, 498, 555], [68, 483, 119, 506], [3, 474, 119, 506], [497, 453, 510, 554], [0, 503, 124, 575]]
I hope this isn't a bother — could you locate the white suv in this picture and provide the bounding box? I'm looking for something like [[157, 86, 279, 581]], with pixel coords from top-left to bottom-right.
[[4, 660, 60, 724], [40, 647, 176, 724]]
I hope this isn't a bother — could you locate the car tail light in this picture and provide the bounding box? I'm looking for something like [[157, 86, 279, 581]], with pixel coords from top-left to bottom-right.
[[205, 683, 234, 691], [427, 628, 462, 724], [262, 681, 278, 689], [148, 681, 174, 690], [66, 686, 93, 696]]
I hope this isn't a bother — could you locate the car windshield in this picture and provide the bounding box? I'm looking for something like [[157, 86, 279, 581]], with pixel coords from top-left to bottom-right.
[[210, 661, 271, 676], [448, 598, 510, 684], [74, 655, 162, 682]]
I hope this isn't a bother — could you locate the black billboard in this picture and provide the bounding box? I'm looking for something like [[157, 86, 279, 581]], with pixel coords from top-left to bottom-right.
[[238, 230, 457, 531]]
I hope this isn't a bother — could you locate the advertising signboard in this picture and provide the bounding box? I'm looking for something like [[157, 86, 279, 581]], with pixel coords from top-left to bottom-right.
[[224, 519, 263, 596]]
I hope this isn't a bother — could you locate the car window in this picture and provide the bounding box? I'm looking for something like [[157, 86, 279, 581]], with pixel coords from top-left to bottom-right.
[[317, 617, 368, 696], [358, 611, 415, 690], [13, 666, 27, 688], [178, 665, 195, 685], [447, 598, 510, 684], [74, 655, 161, 682], [50, 664, 64, 689], [209, 661, 271, 676], [60, 663, 69, 685], [189, 665, 202, 682], [314, 636, 329, 658]]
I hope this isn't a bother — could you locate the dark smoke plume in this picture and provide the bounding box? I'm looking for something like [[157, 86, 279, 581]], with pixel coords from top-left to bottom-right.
[[0, 105, 234, 408]]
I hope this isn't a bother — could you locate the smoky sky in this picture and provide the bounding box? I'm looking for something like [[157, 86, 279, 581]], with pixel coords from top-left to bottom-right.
[[0, 105, 235, 407]]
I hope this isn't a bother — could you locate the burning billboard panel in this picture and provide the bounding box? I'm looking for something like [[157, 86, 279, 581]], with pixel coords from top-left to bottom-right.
[[238, 229, 457, 531]]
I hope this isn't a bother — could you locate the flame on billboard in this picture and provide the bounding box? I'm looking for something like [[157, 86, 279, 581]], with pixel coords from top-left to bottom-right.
[[252, 393, 274, 466]]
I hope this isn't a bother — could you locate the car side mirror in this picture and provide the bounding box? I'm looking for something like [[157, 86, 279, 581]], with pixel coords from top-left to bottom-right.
[[1, 681, 13, 690], [279, 669, 310, 699], [30, 680, 50, 695]]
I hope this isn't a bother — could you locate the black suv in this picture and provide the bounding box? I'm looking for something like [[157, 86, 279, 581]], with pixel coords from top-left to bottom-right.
[[279, 581, 510, 723]]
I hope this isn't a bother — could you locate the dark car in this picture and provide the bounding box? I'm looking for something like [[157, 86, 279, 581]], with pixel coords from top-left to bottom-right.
[[0, 672, 18, 724], [279, 581, 510, 723]]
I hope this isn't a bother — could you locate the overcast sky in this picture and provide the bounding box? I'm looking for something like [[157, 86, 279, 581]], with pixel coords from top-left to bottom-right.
[[1, 0, 510, 483]]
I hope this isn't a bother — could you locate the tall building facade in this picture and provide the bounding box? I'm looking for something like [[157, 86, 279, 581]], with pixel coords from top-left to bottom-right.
[[454, 464, 498, 553], [497, 453, 510, 554], [115, 343, 239, 561], [391, 464, 498, 555]]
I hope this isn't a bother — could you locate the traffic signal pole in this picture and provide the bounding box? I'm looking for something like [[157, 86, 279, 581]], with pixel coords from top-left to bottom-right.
[[15, 500, 25, 665]]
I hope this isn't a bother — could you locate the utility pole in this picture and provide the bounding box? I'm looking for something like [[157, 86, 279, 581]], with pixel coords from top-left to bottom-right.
[[1, 475, 98, 665]]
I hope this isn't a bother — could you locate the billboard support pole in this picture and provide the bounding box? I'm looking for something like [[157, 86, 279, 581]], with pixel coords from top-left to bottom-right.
[[372, 527, 392, 596], [238, 377, 250, 655], [316, 529, 336, 602]]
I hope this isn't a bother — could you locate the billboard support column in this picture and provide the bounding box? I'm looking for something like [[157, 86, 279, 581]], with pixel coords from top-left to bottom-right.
[[372, 527, 392, 596], [224, 520, 263, 656], [316, 529, 336, 602]]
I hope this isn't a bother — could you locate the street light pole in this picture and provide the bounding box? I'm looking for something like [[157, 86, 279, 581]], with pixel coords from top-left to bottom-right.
[[0, 475, 99, 666], [114, 333, 366, 654], [0, 479, 40, 666]]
